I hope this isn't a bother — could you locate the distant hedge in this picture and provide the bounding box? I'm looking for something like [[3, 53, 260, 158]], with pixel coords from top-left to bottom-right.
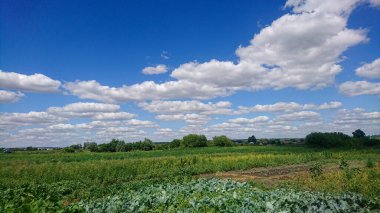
[[305, 131, 380, 148]]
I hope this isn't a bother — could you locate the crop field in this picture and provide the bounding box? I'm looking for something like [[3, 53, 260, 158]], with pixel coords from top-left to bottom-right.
[[1, 146, 379, 212]]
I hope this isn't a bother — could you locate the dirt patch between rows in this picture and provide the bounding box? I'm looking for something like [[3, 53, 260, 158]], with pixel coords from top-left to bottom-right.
[[198, 161, 365, 186]]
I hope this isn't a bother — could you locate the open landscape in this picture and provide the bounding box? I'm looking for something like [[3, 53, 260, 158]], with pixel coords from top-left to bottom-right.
[[1, 132, 380, 212], [1, 0, 380, 212]]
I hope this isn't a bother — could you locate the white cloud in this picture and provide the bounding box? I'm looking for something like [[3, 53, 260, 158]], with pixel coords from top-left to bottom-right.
[[139, 100, 232, 114], [285, 0, 361, 15], [63, 1, 370, 103], [156, 113, 210, 124], [0, 71, 61, 92], [0, 111, 66, 129], [229, 116, 270, 124], [369, 0, 380, 7], [161, 51, 170, 59], [318, 101, 343, 110], [91, 112, 136, 120], [171, 0, 367, 92], [142, 64, 168, 75], [48, 102, 120, 113], [333, 108, 380, 124], [47, 102, 136, 120], [275, 111, 321, 121], [0, 90, 24, 103], [355, 58, 380, 79], [237, 101, 342, 113], [339, 81, 380, 96], [63, 80, 228, 103]]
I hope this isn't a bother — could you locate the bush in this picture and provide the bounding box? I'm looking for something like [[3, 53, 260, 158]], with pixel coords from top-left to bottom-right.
[[305, 132, 351, 148], [310, 162, 322, 178], [212, 135, 234, 147], [63, 147, 75, 153], [182, 134, 208, 147], [170, 139, 182, 148], [248, 135, 257, 144], [84, 142, 98, 152], [339, 159, 349, 170]]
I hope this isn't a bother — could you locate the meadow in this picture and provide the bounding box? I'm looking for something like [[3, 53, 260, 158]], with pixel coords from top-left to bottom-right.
[[1, 145, 379, 212]]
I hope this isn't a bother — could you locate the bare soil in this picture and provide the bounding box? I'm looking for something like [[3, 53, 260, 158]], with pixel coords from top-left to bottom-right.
[[198, 161, 365, 186]]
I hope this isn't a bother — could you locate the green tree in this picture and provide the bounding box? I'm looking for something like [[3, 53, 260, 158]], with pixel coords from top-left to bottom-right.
[[352, 129, 365, 138], [182, 134, 208, 147], [84, 142, 98, 152], [305, 132, 351, 148], [115, 141, 126, 152], [170, 139, 181, 148], [212, 135, 234, 147], [248, 135, 257, 144]]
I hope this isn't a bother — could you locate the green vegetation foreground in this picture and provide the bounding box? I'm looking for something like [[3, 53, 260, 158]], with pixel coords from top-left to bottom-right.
[[0, 146, 379, 212]]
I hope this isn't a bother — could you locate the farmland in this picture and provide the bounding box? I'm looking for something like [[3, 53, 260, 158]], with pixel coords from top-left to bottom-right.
[[1, 145, 379, 212]]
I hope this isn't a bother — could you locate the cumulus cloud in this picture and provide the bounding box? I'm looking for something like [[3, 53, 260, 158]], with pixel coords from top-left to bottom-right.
[[0, 90, 24, 103], [172, 0, 367, 91], [63, 80, 229, 103], [275, 111, 321, 121], [139, 100, 232, 114], [0, 71, 61, 92], [48, 102, 120, 113], [142, 64, 168, 75], [355, 58, 380, 79], [237, 101, 342, 113], [156, 113, 210, 124], [339, 81, 380, 96], [333, 108, 380, 124], [46, 102, 136, 120], [0, 111, 66, 129], [62, 0, 370, 103], [229, 116, 270, 124]]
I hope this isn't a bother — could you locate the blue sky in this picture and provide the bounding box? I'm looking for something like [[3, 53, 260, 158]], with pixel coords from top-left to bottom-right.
[[1, 0, 379, 147]]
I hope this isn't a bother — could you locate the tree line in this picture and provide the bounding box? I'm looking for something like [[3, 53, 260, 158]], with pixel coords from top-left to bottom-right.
[[305, 129, 379, 148], [64, 134, 236, 153]]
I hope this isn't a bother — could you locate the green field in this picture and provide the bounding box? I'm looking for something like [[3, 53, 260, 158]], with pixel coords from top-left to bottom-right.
[[1, 146, 379, 212]]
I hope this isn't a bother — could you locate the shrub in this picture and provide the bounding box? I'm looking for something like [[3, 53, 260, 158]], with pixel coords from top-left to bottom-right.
[[305, 132, 351, 148], [366, 159, 375, 168], [339, 159, 349, 170], [63, 147, 75, 153], [310, 162, 322, 178], [248, 135, 257, 144], [182, 134, 208, 147], [170, 139, 182, 148], [212, 135, 234, 147]]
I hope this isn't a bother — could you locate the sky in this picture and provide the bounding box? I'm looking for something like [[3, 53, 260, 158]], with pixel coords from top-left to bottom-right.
[[1, 0, 380, 147]]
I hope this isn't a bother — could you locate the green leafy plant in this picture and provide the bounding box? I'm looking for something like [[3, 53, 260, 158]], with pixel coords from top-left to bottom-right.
[[310, 162, 323, 178]]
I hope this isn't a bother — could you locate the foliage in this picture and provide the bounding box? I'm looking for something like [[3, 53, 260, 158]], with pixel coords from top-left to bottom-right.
[[26, 147, 38, 151], [285, 166, 380, 202], [0, 146, 379, 212], [63, 147, 75, 153], [169, 139, 181, 148], [83, 142, 98, 152], [366, 159, 375, 168], [212, 135, 234, 147], [248, 135, 257, 144], [305, 132, 351, 148], [68, 179, 378, 212], [353, 129, 366, 138], [182, 134, 208, 147], [339, 159, 349, 170], [310, 162, 322, 178]]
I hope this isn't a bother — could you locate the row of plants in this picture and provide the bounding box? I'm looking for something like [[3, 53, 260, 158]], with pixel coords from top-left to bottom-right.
[[2, 179, 378, 212]]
